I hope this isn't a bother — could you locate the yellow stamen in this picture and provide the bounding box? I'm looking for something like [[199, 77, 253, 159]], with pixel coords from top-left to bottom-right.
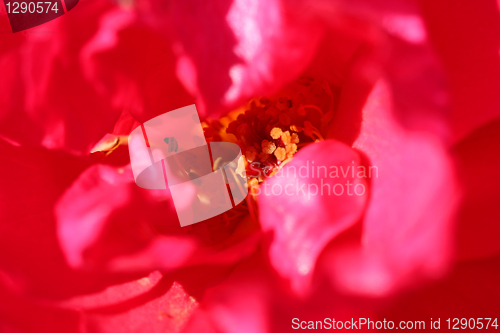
[[286, 143, 297, 154], [274, 147, 286, 161], [281, 131, 291, 145], [261, 140, 276, 154], [270, 127, 283, 140]]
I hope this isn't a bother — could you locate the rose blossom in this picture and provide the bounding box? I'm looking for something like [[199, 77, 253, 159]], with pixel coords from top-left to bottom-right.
[[0, 0, 499, 332]]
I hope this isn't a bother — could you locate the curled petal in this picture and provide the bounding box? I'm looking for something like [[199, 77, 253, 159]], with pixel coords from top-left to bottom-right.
[[56, 164, 260, 275], [56, 164, 191, 271]]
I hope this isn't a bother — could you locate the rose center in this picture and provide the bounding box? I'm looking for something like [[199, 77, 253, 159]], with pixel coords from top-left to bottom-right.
[[203, 77, 335, 196]]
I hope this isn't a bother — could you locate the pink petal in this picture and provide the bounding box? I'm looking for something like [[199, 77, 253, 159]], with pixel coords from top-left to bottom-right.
[[0, 271, 199, 333], [258, 140, 368, 293]]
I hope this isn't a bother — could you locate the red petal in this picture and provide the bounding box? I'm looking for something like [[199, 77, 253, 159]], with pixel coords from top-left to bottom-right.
[[452, 119, 500, 260], [56, 163, 260, 274], [162, 0, 323, 116], [183, 251, 376, 333], [0, 0, 193, 154], [258, 140, 368, 293], [382, 255, 500, 321], [55, 164, 192, 271], [82, 10, 194, 123], [81, 278, 198, 333], [327, 80, 458, 295], [0, 281, 80, 333], [0, 139, 131, 298], [0, 271, 199, 333], [0, 0, 123, 155], [420, 0, 500, 142]]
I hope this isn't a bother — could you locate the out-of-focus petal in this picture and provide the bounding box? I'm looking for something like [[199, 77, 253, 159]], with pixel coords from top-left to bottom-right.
[[0, 270, 199, 333], [0, 281, 80, 333], [452, 119, 500, 260], [258, 140, 368, 294], [81, 10, 194, 123], [420, 0, 500, 142], [182, 251, 376, 333], [156, 0, 323, 116], [382, 255, 500, 321], [182, 253, 274, 333], [0, 0, 123, 155], [302, 0, 450, 140], [55, 164, 195, 271], [0, 139, 132, 299], [326, 80, 458, 296], [80, 277, 198, 333], [0, 0, 194, 154], [56, 163, 260, 275]]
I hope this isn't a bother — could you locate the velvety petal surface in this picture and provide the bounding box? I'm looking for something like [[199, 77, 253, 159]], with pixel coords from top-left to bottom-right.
[[79, 273, 198, 333], [302, 0, 450, 140]]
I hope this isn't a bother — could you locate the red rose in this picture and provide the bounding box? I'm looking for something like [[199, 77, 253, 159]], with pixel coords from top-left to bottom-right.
[[0, 0, 498, 332]]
